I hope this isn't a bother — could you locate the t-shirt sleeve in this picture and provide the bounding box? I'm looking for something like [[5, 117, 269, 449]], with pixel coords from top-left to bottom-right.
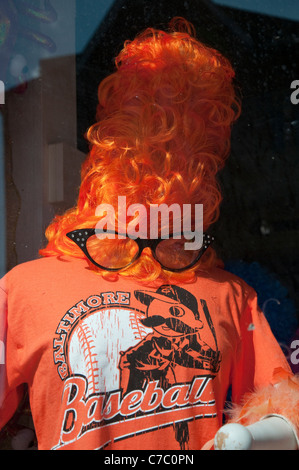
[[0, 280, 24, 430], [231, 285, 292, 405]]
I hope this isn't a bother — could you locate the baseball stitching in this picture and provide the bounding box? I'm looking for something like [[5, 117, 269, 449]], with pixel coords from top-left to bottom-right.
[[129, 311, 149, 340], [76, 321, 100, 395]]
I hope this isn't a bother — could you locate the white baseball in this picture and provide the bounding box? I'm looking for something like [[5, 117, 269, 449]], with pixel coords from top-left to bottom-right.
[[67, 308, 151, 395]]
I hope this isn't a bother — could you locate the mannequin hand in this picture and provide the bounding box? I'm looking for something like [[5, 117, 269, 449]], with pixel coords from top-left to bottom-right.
[[214, 415, 298, 450]]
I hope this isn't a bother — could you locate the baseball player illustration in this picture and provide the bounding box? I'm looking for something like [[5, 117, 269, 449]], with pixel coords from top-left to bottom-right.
[[118, 284, 222, 449]]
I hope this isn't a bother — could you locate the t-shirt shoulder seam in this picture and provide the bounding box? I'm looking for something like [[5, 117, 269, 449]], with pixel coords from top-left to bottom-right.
[[0, 285, 7, 296]]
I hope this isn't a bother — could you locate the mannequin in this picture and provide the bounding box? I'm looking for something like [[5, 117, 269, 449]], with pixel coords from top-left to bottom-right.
[[1, 18, 298, 451]]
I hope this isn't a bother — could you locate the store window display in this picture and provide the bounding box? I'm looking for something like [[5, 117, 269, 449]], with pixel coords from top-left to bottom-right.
[[0, 17, 298, 451]]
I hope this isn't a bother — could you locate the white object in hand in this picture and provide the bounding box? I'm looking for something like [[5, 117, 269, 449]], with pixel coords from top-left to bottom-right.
[[214, 416, 298, 450]]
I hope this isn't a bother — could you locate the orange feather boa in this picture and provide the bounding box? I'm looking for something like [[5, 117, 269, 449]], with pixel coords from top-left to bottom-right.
[[227, 368, 299, 441]]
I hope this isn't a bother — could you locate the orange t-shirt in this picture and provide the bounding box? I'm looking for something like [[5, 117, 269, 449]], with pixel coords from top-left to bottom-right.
[[0, 256, 291, 450]]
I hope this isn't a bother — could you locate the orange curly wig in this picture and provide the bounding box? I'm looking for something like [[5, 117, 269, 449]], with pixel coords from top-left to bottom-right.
[[40, 18, 241, 284]]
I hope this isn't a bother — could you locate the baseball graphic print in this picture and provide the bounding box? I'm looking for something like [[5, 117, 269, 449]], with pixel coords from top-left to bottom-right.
[[52, 285, 222, 449], [68, 308, 152, 395]]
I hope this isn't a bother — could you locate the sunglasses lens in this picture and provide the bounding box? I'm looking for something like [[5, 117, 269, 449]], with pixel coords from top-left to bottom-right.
[[86, 235, 139, 270], [155, 237, 201, 270]]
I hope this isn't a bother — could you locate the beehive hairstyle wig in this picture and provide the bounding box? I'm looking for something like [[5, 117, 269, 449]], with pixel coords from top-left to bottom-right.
[[40, 18, 241, 284]]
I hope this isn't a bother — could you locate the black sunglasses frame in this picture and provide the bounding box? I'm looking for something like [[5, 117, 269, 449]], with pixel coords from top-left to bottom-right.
[[66, 229, 214, 272]]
